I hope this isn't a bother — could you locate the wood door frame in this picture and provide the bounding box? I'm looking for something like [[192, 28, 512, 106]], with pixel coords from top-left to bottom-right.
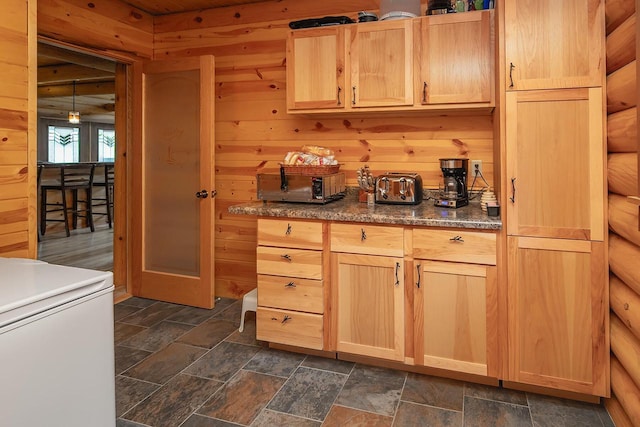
[[36, 37, 132, 297]]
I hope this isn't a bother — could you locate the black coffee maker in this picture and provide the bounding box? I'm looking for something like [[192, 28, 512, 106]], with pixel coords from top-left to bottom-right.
[[435, 158, 469, 208]]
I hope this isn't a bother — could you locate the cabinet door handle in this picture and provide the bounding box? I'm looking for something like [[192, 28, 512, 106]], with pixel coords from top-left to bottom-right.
[[416, 264, 421, 288], [510, 177, 516, 203], [422, 81, 428, 103], [509, 62, 515, 88], [395, 262, 400, 287], [361, 228, 367, 241], [284, 281, 296, 288], [281, 254, 292, 262], [337, 86, 342, 106], [352, 86, 356, 105], [281, 315, 291, 324], [285, 223, 292, 235], [449, 236, 464, 243]]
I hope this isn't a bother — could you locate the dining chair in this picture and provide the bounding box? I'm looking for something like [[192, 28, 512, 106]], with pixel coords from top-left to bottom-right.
[[40, 163, 96, 237]]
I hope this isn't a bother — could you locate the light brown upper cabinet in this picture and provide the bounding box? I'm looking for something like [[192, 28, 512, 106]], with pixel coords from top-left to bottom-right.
[[349, 19, 413, 108], [504, 0, 604, 90], [286, 14, 494, 114], [505, 88, 605, 241], [286, 27, 346, 110], [416, 11, 493, 105]]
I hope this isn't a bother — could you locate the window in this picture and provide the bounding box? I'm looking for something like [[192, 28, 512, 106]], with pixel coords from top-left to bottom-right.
[[47, 125, 80, 163], [97, 129, 116, 162]]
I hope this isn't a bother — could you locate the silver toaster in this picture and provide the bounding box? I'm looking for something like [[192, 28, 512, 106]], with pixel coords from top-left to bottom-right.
[[375, 172, 423, 205]]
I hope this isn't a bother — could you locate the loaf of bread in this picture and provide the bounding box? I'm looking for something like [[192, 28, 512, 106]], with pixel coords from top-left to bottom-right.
[[302, 145, 334, 157]]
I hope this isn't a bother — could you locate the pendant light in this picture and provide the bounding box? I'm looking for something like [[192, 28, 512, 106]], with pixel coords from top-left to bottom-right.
[[68, 80, 80, 124]]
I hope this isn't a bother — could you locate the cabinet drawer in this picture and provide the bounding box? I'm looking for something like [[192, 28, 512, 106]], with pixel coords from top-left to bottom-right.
[[257, 307, 323, 350], [258, 218, 323, 250], [413, 229, 496, 265], [257, 246, 322, 279], [331, 223, 404, 257], [257, 274, 323, 314]]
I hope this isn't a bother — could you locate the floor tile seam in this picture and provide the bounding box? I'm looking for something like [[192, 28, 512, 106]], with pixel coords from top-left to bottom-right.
[[258, 408, 324, 425], [397, 398, 464, 414], [389, 372, 410, 424], [251, 365, 310, 425], [317, 365, 357, 423], [295, 364, 351, 378], [330, 403, 396, 421], [118, 379, 165, 423], [115, 319, 152, 328], [116, 418, 152, 427], [176, 413, 244, 427], [464, 394, 531, 409], [118, 372, 164, 388]]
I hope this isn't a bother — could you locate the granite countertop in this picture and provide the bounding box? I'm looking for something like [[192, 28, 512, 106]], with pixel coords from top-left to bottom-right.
[[228, 191, 502, 230]]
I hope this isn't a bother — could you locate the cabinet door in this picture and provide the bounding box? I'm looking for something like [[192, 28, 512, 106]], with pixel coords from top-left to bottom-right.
[[332, 252, 404, 361], [505, 88, 605, 241], [417, 11, 493, 105], [504, 0, 604, 90], [286, 27, 345, 110], [350, 20, 413, 108], [507, 237, 608, 396], [414, 261, 497, 377]]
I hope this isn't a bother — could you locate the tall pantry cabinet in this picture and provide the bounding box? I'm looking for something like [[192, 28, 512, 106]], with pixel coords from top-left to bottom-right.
[[501, 0, 609, 397]]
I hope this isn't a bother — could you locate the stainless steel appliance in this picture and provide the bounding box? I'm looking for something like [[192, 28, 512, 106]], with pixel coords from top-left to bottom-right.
[[375, 172, 423, 205], [435, 158, 469, 208], [257, 171, 345, 204]]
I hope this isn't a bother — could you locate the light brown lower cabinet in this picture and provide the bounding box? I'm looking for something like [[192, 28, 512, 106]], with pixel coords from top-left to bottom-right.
[[507, 236, 609, 397], [331, 252, 405, 362], [414, 260, 498, 377]]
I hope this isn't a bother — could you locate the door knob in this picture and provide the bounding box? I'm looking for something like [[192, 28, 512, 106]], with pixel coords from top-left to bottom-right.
[[195, 190, 209, 199]]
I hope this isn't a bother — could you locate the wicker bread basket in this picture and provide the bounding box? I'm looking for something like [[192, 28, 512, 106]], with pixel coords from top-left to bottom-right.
[[280, 164, 341, 175]]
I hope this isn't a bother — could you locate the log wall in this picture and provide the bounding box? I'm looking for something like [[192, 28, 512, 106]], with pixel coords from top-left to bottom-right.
[[154, 0, 496, 298], [0, 0, 36, 258], [605, 1, 640, 425]]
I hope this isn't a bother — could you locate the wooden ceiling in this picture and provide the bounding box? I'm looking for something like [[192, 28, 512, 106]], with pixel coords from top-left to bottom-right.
[[37, 42, 117, 124], [120, 0, 270, 16], [37, 1, 274, 123]]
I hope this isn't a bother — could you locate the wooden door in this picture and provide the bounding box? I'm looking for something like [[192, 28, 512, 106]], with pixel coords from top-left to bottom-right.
[[504, 0, 604, 90], [507, 237, 608, 396], [414, 261, 497, 377], [505, 88, 605, 241], [286, 27, 345, 110], [417, 11, 493, 105], [131, 56, 216, 308], [332, 252, 404, 361], [350, 20, 413, 108]]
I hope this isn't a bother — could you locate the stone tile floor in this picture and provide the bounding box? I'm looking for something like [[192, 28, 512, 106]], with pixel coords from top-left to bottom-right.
[[114, 297, 615, 427]]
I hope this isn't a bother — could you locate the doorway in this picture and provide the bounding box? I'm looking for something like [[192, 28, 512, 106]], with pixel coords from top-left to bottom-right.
[[36, 40, 128, 298]]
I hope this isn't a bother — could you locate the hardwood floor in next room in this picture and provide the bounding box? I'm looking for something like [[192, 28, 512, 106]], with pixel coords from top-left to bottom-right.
[[38, 224, 114, 272]]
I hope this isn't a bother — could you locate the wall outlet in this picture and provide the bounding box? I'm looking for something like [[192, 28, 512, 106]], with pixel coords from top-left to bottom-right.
[[471, 160, 482, 176]]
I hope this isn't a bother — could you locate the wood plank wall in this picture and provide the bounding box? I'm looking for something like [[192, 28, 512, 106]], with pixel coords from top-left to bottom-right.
[[154, 0, 496, 298], [604, 0, 640, 425], [0, 0, 36, 258]]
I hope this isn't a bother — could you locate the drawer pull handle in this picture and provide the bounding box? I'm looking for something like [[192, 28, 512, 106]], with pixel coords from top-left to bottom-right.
[[337, 86, 342, 106], [361, 228, 367, 241], [282, 315, 291, 324], [285, 282, 296, 288], [285, 223, 292, 235], [449, 236, 464, 243], [422, 81, 428, 103], [416, 264, 421, 288], [281, 254, 292, 261], [395, 262, 400, 287], [352, 86, 356, 105]]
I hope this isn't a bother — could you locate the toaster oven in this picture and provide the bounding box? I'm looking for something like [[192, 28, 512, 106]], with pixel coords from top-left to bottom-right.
[[257, 172, 345, 204]]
